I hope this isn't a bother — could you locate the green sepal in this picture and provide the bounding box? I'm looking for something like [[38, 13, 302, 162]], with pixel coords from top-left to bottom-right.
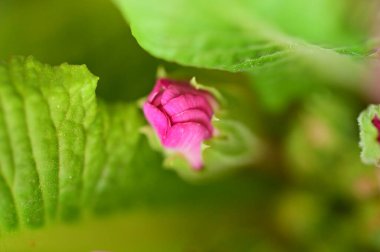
[[168, 119, 259, 182]]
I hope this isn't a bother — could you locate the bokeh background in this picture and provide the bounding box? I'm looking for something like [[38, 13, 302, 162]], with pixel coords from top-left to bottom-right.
[[1, 0, 380, 251]]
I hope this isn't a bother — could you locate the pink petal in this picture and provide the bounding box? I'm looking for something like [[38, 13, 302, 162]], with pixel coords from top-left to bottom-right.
[[147, 87, 162, 104], [161, 86, 184, 105], [171, 109, 213, 136], [160, 85, 182, 105], [163, 94, 213, 118], [143, 103, 170, 142], [147, 79, 170, 103], [151, 91, 163, 106], [160, 83, 197, 104], [163, 122, 210, 169], [147, 79, 189, 103]]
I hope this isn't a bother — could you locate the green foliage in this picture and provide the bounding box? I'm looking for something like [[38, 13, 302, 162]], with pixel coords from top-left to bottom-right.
[[114, 0, 369, 83], [286, 94, 365, 190], [0, 0, 379, 251], [0, 56, 261, 233], [114, 0, 374, 114], [0, 56, 149, 230]]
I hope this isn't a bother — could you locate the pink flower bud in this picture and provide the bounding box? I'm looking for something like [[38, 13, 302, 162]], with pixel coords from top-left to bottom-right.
[[372, 115, 380, 143], [143, 78, 217, 170]]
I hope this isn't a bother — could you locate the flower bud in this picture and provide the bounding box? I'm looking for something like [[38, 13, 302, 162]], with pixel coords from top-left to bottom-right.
[[372, 115, 380, 143], [359, 105, 380, 167], [143, 78, 216, 169]]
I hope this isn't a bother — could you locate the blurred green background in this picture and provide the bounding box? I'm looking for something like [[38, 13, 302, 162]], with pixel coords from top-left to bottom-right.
[[0, 0, 380, 251]]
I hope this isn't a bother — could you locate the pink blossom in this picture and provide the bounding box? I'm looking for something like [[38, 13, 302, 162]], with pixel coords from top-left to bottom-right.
[[143, 78, 216, 169]]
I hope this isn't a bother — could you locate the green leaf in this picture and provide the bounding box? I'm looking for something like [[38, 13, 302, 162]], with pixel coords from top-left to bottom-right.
[[0, 56, 151, 231], [358, 105, 380, 167], [114, 0, 370, 85]]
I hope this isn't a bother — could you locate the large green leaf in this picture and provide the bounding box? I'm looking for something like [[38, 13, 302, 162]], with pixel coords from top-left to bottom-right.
[[0, 56, 154, 231], [114, 0, 370, 85]]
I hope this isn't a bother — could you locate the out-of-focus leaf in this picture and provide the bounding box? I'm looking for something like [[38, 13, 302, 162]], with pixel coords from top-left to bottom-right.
[[286, 93, 365, 191], [114, 0, 371, 86]]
